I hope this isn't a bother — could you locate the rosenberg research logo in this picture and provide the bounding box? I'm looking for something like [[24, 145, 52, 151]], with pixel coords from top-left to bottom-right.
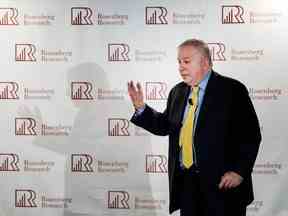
[[0, 82, 19, 99], [208, 43, 226, 61], [71, 154, 93, 172], [0, 83, 54, 100], [109, 118, 151, 137], [108, 191, 130, 209], [15, 118, 71, 136], [24, 160, 55, 172], [15, 44, 36, 62], [71, 154, 129, 174], [71, 85, 127, 101], [253, 162, 283, 175], [146, 155, 168, 173], [0, 8, 56, 26], [108, 44, 130, 61], [0, 8, 19, 25], [145, 7, 168, 25], [145, 6, 205, 25], [15, 189, 37, 208], [71, 7, 129, 26], [15, 44, 72, 62], [249, 87, 282, 100], [71, 7, 93, 25], [222, 5, 245, 24], [145, 82, 167, 100], [222, 5, 282, 25], [231, 48, 264, 61], [15, 189, 72, 209], [15, 118, 37, 136], [0, 153, 20, 171], [108, 118, 130, 136], [71, 82, 93, 100], [109, 44, 167, 63]]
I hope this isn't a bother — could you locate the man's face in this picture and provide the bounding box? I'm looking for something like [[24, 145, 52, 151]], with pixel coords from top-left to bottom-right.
[[177, 45, 206, 85]]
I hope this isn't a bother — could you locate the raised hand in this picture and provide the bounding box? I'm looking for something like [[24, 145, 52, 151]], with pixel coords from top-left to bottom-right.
[[127, 81, 145, 110]]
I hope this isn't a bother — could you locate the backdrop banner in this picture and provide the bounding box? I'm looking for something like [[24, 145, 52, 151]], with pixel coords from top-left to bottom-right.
[[0, 0, 287, 216]]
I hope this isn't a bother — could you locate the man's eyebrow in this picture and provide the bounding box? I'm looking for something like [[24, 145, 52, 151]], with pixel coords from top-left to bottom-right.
[[177, 57, 191, 60]]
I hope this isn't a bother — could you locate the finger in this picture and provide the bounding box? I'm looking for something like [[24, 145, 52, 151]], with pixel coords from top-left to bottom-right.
[[136, 82, 142, 91], [219, 182, 224, 189], [127, 81, 133, 89], [223, 178, 231, 189], [130, 81, 136, 92], [219, 178, 226, 189], [136, 82, 144, 98], [128, 91, 136, 101], [128, 81, 136, 96], [226, 180, 234, 189], [220, 176, 231, 190], [127, 81, 133, 94], [129, 80, 134, 87]]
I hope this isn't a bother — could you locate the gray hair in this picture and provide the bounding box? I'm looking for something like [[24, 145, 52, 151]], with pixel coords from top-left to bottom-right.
[[178, 39, 213, 67]]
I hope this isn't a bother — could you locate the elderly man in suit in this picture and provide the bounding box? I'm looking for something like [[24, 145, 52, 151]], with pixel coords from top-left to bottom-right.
[[127, 39, 261, 216]]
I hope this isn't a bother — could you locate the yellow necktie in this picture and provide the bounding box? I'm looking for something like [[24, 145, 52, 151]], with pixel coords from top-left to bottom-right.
[[179, 85, 199, 169]]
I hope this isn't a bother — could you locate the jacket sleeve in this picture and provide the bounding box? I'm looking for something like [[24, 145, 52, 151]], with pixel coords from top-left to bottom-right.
[[230, 82, 262, 178], [130, 88, 174, 136]]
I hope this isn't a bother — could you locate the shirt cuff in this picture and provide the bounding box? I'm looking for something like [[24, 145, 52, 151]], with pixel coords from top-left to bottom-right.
[[134, 104, 146, 117]]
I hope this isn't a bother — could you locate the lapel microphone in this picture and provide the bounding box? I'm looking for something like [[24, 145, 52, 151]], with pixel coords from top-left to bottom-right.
[[188, 98, 193, 105]]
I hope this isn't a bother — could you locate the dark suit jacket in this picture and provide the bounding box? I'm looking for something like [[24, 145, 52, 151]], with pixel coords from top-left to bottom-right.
[[131, 71, 261, 214]]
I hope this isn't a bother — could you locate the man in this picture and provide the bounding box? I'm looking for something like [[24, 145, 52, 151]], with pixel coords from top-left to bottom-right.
[[127, 39, 261, 216]]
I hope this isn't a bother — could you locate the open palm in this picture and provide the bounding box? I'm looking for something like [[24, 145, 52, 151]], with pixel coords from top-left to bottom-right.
[[127, 81, 145, 110]]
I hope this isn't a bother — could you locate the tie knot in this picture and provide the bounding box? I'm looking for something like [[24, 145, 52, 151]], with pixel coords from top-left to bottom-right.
[[193, 85, 199, 92], [189, 85, 199, 106]]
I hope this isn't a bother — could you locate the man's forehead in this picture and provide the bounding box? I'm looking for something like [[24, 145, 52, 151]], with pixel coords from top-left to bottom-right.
[[177, 46, 199, 58]]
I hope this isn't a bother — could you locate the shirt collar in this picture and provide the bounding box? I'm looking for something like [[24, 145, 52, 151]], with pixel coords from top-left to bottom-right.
[[197, 69, 212, 91]]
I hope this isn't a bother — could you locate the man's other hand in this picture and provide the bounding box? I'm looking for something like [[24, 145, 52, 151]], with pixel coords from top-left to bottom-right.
[[219, 171, 243, 190]]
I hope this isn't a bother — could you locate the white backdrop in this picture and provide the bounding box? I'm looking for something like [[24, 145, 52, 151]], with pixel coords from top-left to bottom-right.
[[0, 0, 287, 215]]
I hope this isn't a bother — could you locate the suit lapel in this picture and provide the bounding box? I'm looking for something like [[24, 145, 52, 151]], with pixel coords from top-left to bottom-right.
[[194, 71, 219, 136], [173, 83, 190, 127]]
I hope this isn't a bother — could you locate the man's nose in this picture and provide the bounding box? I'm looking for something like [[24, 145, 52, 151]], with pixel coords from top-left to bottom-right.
[[179, 63, 184, 71]]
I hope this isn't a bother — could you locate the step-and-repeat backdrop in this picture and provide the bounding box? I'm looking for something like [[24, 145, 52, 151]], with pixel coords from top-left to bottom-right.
[[1, 0, 287, 215]]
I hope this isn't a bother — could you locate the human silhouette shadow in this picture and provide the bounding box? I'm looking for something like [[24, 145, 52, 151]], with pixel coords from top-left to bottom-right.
[[20, 62, 166, 215]]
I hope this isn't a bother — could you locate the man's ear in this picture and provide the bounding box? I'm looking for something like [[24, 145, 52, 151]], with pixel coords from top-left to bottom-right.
[[200, 56, 208, 69]]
